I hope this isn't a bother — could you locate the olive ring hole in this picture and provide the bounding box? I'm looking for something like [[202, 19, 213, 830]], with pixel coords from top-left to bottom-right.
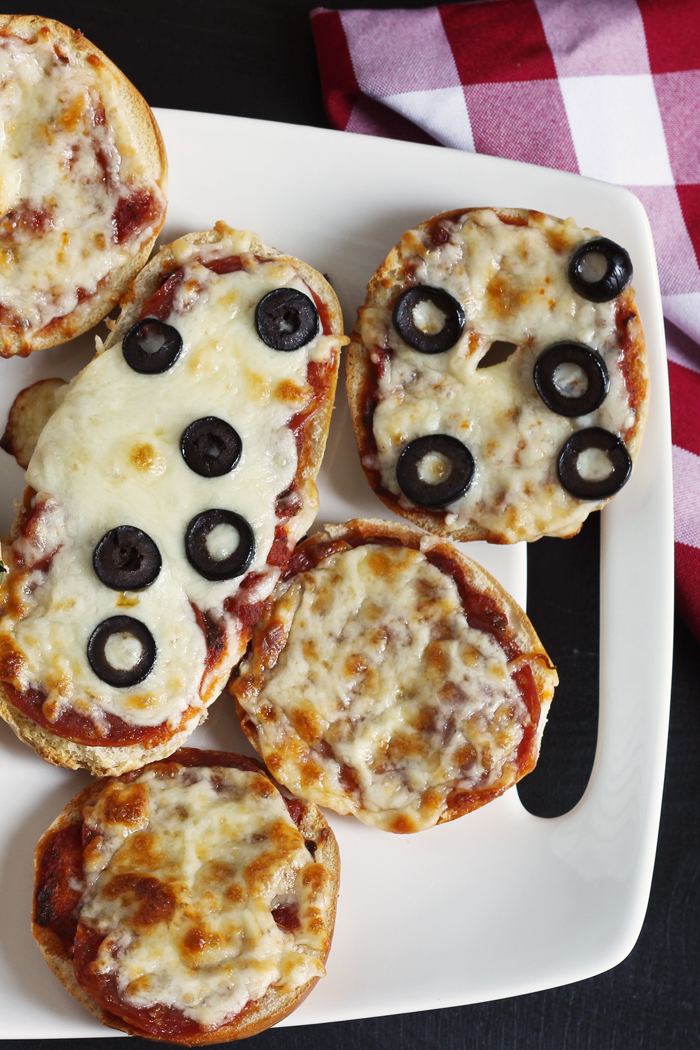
[[568, 238, 633, 303], [396, 434, 475, 508], [392, 287, 465, 354], [185, 509, 255, 581], [557, 427, 632, 501], [534, 343, 609, 417], [87, 616, 156, 688], [122, 318, 183, 374]]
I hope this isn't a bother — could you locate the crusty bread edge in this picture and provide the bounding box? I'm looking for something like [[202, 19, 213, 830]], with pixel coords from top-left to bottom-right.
[[345, 206, 650, 543], [31, 754, 340, 1044], [0, 15, 167, 358]]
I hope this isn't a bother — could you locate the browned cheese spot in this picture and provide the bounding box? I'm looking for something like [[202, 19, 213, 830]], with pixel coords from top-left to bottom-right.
[[182, 925, 222, 959], [274, 379, 311, 406], [225, 882, 245, 904], [344, 652, 368, 676], [130, 443, 161, 472], [302, 638, 318, 662], [485, 274, 529, 318], [424, 639, 448, 676], [103, 782, 149, 827], [0, 635, 26, 684], [300, 758, 324, 789], [386, 731, 424, 763], [103, 873, 177, 929], [112, 831, 162, 874], [289, 703, 323, 744], [454, 743, 478, 771], [59, 94, 85, 131], [244, 819, 303, 897], [366, 547, 413, 581], [389, 813, 417, 834]]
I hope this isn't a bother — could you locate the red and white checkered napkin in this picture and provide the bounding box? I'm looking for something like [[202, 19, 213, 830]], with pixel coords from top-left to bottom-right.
[[311, 0, 700, 638]]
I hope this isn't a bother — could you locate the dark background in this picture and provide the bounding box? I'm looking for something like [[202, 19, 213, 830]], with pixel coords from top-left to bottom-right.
[[6, 2, 700, 1048]]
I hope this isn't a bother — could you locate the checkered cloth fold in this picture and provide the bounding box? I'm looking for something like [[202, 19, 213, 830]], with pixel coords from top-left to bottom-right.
[[311, 0, 700, 638]]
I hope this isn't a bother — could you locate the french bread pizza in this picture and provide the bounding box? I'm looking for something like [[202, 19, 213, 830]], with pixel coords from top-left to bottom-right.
[[0, 223, 345, 775], [232, 519, 558, 833], [32, 748, 339, 1043], [346, 208, 649, 543], [0, 15, 167, 356]]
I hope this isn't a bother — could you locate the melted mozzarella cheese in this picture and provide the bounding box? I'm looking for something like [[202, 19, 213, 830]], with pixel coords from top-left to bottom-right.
[[360, 210, 637, 542], [79, 765, 330, 1029], [0, 31, 164, 336], [236, 544, 530, 833], [0, 228, 341, 730]]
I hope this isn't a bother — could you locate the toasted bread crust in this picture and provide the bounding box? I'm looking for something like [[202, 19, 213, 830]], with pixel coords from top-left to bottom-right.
[[0, 226, 345, 775], [233, 518, 558, 831], [32, 750, 340, 1043], [346, 207, 649, 543], [0, 15, 167, 357]]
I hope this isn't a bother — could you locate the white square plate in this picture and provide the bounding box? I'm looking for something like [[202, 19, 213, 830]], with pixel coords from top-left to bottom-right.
[[0, 110, 673, 1036]]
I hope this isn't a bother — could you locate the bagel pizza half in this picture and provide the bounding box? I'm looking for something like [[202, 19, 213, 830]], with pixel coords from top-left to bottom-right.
[[0, 15, 168, 357], [32, 748, 339, 1043], [0, 223, 346, 775], [232, 519, 558, 833], [346, 208, 649, 543]]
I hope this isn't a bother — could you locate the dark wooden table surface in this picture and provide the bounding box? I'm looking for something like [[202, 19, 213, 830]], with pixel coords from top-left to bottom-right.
[[5, 2, 700, 1048]]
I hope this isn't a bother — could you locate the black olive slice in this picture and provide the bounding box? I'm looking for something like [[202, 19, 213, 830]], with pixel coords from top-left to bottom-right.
[[122, 318, 183, 374], [392, 286, 465, 354], [93, 526, 161, 591], [396, 434, 475, 508], [557, 427, 632, 501], [255, 289, 319, 351], [185, 509, 255, 581], [568, 238, 633, 303], [87, 616, 156, 688], [533, 343, 609, 417], [180, 417, 242, 478]]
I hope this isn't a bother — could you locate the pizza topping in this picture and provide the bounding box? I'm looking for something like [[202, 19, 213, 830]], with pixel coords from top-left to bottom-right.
[[235, 542, 540, 833], [392, 285, 465, 354], [533, 343, 609, 417], [122, 318, 183, 375], [73, 763, 330, 1031], [180, 417, 242, 478], [396, 433, 475, 508], [0, 29, 165, 347], [185, 509, 256, 583], [255, 288, 319, 351], [557, 427, 632, 500], [568, 237, 633, 303], [87, 616, 157, 688], [93, 527, 162, 591], [358, 209, 644, 542]]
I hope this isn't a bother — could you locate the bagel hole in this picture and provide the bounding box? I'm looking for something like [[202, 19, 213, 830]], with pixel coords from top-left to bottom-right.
[[577, 446, 614, 482], [579, 250, 608, 283], [417, 451, 453, 486], [206, 522, 241, 562], [104, 631, 144, 672], [136, 323, 167, 355], [477, 340, 518, 369], [553, 361, 589, 398], [412, 298, 447, 335]]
